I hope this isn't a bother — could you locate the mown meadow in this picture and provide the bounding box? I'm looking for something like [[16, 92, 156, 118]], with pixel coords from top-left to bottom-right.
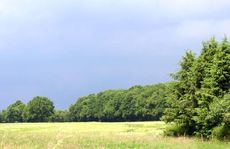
[[0, 122, 229, 149]]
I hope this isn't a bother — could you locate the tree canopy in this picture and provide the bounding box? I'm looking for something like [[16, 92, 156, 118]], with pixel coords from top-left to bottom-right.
[[162, 37, 230, 139], [24, 96, 55, 122], [5, 100, 26, 123], [69, 83, 172, 122], [0, 83, 171, 123]]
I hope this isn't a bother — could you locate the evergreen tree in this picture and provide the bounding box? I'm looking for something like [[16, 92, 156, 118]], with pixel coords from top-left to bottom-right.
[[164, 37, 230, 139], [163, 51, 197, 135]]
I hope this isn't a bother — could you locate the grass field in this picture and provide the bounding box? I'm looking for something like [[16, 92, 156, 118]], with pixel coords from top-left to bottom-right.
[[0, 122, 229, 149]]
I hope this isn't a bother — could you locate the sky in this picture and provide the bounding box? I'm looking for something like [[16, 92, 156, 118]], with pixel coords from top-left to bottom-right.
[[1, 0, 230, 110]]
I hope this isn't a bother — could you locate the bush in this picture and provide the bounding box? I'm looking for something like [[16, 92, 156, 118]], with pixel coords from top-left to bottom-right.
[[212, 125, 230, 140], [164, 124, 187, 136], [212, 113, 230, 140]]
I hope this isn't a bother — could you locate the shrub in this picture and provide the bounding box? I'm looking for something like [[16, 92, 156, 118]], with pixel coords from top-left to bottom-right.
[[164, 124, 187, 136], [212, 125, 230, 140]]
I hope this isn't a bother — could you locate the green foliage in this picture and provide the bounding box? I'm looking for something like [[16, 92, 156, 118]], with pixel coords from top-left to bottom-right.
[[49, 110, 70, 122], [70, 83, 172, 122], [212, 124, 230, 140], [0, 111, 3, 123], [5, 100, 26, 123], [1, 110, 7, 123], [163, 37, 230, 139], [25, 96, 55, 122], [162, 51, 197, 135], [212, 95, 230, 140], [164, 124, 187, 137]]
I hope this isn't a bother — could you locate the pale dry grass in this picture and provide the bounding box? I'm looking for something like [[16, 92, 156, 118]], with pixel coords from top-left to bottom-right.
[[0, 122, 229, 149]]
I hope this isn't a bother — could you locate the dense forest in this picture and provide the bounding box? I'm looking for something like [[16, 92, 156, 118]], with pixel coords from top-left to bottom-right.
[[0, 83, 171, 123], [1, 37, 230, 140]]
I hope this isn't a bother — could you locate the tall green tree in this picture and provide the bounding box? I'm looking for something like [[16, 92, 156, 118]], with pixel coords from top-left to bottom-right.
[[25, 96, 54, 122], [164, 38, 230, 139], [5, 100, 26, 123], [212, 37, 230, 95], [193, 38, 230, 137], [163, 51, 197, 135]]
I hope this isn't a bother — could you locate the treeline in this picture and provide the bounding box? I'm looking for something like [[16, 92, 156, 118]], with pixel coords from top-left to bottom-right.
[[69, 83, 172, 122], [162, 37, 230, 140], [0, 96, 69, 123], [0, 83, 171, 123]]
